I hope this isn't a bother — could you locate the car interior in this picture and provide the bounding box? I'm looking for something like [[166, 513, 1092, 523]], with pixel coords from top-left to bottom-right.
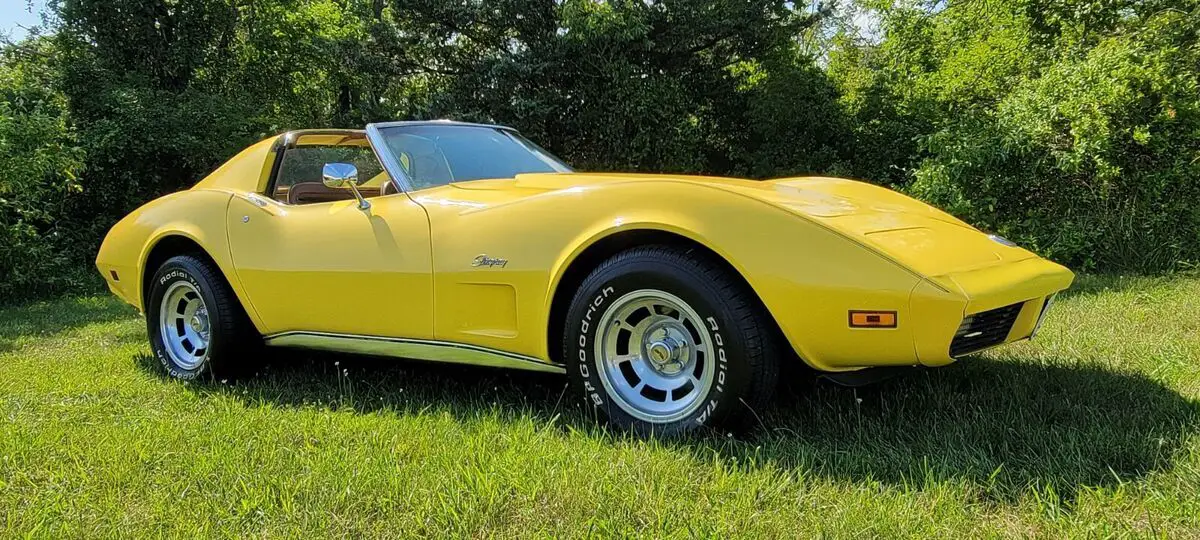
[[268, 125, 567, 204], [270, 133, 394, 205]]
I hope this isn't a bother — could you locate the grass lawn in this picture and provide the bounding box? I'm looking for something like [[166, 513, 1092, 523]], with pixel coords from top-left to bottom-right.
[[1, 275, 1198, 537]]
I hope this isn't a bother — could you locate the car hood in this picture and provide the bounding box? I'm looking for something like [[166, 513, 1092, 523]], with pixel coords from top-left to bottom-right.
[[728, 176, 1038, 276], [448, 172, 1036, 277]]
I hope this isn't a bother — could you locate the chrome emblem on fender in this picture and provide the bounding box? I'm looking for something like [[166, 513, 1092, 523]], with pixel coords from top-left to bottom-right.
[[472, 255, 508, 268]]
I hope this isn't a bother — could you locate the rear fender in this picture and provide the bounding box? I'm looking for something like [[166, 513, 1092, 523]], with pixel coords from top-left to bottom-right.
[[97, 189, 266, 332]]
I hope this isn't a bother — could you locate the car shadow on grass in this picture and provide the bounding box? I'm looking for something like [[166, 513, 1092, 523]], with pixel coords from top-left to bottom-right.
[[134, 349, 1198, 504], [747, 359, 1198, 503]]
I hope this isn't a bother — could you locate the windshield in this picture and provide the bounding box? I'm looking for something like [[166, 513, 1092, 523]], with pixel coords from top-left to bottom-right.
[[376, 124, 572, 190]]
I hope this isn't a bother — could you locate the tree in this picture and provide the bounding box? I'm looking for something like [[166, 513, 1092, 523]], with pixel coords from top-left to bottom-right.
[[830, 0, 1200, 270], [0, 37, 86, 300], [392, 0, 847, 176]]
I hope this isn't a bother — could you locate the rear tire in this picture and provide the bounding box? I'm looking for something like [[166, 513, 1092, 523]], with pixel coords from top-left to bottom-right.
[[145, 254, 259, 381], [563, 245, 780, 436]]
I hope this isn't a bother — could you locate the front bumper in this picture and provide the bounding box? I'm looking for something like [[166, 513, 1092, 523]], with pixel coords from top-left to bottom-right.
[[911, 257, 1074, 366]]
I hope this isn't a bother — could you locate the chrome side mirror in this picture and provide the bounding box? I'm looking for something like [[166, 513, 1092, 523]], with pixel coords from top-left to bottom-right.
[[322, 162, 358, 187], [322, 162, 370, 210]]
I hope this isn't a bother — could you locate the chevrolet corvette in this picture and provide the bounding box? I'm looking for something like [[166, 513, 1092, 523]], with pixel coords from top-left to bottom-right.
[[96, 120, 1074, 435]]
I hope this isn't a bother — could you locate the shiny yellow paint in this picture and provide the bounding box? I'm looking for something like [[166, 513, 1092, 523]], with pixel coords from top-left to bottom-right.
[[95, 189, 268, 332], [225, 192, 434, 339], [193, 136, 277, 192], [97, 130, 1074, 374]]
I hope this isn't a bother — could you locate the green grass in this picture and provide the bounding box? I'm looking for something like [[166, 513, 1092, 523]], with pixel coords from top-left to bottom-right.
[[2, 275, 1198, 537]]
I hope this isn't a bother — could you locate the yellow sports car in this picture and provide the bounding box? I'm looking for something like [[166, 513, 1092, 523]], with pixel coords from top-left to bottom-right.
[[97, 120, 1073, 435]]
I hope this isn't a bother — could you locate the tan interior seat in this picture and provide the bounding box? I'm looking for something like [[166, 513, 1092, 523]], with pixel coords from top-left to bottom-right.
[[285, 182, 381, 205]]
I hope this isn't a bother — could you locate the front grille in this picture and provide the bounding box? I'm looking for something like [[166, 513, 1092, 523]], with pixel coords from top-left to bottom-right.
[[950, 302, 1024, 357]]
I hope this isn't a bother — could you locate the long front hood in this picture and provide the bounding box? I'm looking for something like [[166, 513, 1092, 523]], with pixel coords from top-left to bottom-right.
[[725, 176, 1038, 277], [448, 172, 1036, 277]]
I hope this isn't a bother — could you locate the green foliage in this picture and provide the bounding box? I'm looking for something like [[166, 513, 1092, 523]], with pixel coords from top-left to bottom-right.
[[912, 11, 1200, 269], [835, 0, 1200, 271], [50, 0, 414, 242], [406, 0, 847, 176], [2, 0, 849, 302], [2, 0, 1200, 301], [0, 38, 90, 301]]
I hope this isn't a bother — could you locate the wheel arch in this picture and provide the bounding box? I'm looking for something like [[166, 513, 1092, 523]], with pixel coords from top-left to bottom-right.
[[544, 227, 789, 365], [139, 232, 265, 333]]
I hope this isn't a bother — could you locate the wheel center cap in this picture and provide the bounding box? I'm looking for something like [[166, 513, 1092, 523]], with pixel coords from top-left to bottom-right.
[[190, 309, 209, 334], [648, 342, 672, 363], [646, 337, 684, 374]]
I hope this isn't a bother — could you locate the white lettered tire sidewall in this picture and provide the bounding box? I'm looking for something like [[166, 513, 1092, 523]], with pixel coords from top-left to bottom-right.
[[564, 249, 761, 436], [146, 256, 228, 380]]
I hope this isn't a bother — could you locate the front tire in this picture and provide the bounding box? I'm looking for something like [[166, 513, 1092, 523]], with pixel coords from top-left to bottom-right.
[[563, 245, 780, 436], [145, 254, 258, 380]]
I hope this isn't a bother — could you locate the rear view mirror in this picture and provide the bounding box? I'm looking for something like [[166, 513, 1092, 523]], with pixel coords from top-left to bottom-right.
[[322, 162, 370, 210]]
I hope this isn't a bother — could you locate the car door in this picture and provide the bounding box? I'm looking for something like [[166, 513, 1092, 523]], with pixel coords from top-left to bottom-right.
[[225, 132, 434, 339]]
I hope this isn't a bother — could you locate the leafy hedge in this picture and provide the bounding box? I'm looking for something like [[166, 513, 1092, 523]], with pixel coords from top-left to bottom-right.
[[0, 41, 88, 300], [855, 1, 1200, 271], [2, 0, 1198, 302]]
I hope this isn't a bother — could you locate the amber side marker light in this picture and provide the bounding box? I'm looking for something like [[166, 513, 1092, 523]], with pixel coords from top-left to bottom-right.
[[849, 310, 897, 328]]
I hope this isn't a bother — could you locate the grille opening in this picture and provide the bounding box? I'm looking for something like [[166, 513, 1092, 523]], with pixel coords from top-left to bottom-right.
[[950, 302, 1024, 357]]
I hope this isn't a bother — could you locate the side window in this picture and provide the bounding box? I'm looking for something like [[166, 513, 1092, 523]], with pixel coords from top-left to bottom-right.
[[271, 139, 388, 205]]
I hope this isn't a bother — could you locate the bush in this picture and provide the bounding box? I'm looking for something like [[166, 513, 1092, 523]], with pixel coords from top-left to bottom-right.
[[834, 0, 1200, 271], [3, 0, 1200, 303], [908, 9, 1200, 271], [0, 39, 92, 303]]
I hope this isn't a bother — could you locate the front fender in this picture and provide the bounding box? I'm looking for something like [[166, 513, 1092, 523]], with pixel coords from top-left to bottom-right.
[[536, 181, 933, 371]]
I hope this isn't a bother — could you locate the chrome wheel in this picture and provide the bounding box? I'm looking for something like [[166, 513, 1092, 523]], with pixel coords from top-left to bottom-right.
[[158, 281, 210, 370], [595, 289, 715, 423]]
